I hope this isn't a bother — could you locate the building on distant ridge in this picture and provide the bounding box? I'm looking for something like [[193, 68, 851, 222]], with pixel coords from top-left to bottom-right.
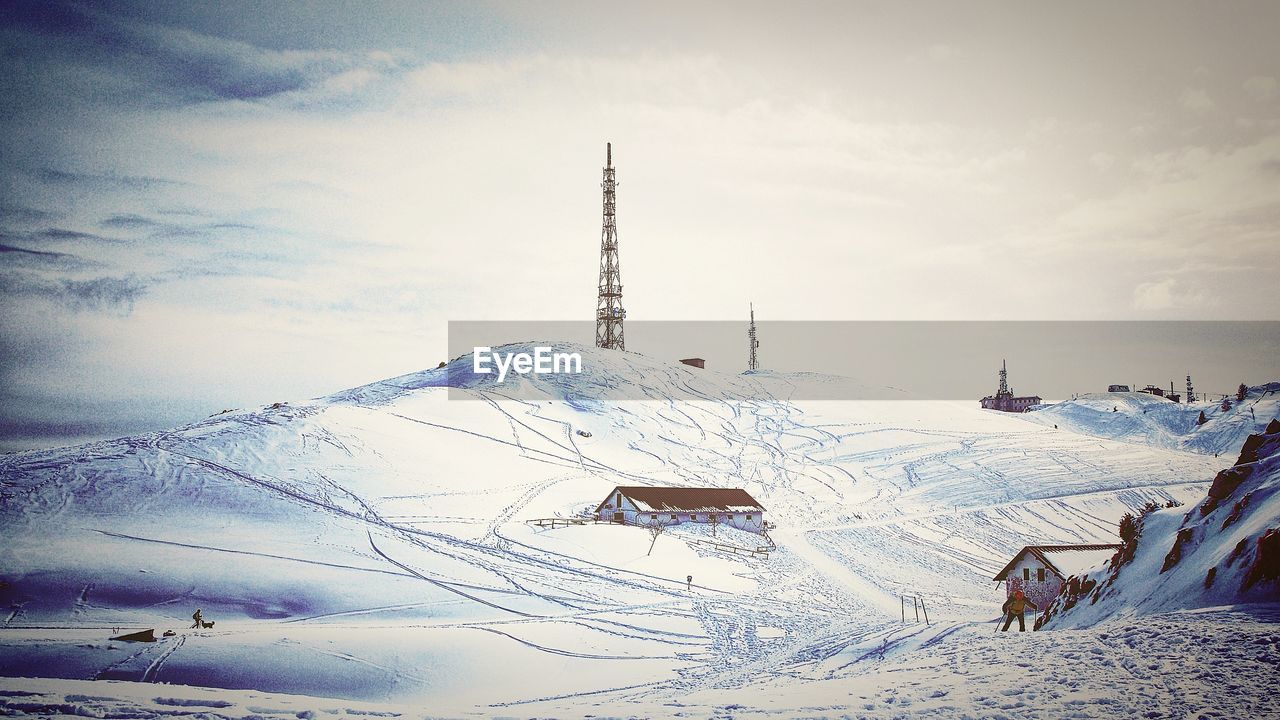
[[980, 359, 1042, 413], [1138, 385, 1166, 398]]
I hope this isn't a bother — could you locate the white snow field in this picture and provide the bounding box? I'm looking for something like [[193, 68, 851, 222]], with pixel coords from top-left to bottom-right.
[[1, 344, 1277, 718]]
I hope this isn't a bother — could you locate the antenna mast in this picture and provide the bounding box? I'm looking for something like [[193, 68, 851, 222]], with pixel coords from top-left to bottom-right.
[[595, 142, 625, 350], [747, 303, 760, 371], [998, 359, 1010, 395]]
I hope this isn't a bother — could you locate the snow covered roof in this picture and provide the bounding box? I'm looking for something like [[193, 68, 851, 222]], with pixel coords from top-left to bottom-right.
[[599, 486, 764, 513], [993, 544, 1120, 581]]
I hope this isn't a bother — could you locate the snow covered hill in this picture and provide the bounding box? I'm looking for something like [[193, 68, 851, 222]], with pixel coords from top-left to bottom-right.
[[1042, 417, 1280, 628], [1023, 383, 1280, 456], [0, 343, 1273, 716]]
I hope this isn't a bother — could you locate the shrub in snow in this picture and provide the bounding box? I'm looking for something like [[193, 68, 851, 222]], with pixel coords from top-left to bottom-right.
[[1114, 503, 1161, 569], [1118, 513, 1139, 544]]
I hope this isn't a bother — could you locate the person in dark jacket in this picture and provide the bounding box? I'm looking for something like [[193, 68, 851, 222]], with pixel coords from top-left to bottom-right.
[[191, 608, 204, 629], [1001, 590, 1037, 632]]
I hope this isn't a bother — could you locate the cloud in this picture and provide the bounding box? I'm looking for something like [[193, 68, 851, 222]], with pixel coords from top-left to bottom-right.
[[1179, 87, 1215, 112], [61, 275, 150, 311], [1243, 75, 1276, 102], [0, 204, 58, 225], [1, 0, 392, 108], [0, 272, 150, 314], [0, 243, 68, 259], [927, 44, 957, 61], [99, 213, 161, 229], [37, 228, 123, 244], [1132, 276, 1212, 312], [0, 237, 101, 272], [1089, 152, 1115, 172], [38, 168, 190, 191]]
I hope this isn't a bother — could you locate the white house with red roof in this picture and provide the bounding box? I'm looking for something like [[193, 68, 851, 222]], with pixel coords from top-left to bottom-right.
[[993, 544, 1120, 608], [595, 486, 766, 533]]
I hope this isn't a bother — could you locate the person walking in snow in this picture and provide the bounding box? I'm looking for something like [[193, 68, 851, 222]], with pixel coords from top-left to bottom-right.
[[1001, 590, 1037, 632], [191, 608, 203, 629]]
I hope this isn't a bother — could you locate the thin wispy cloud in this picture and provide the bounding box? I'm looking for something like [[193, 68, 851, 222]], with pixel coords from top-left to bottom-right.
[[0, 272, 149, 314], [0, 243, 69, 259]]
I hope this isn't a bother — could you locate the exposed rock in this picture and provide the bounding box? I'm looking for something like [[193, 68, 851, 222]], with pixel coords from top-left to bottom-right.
[[1162, 527, 1194, 573], [1242, 528, 1280, 591], [1227, 538, 1248, 566], [1237, 434, 1267, 464], [1223, 493, 1252, 530], [1202, 466, 1254, 514]]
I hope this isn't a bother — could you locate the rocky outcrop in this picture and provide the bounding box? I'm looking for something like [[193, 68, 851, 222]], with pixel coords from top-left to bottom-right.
[[1201, 466, 1252, 514], [1161, 527, 1194, 573], [1243, 528, 1280, 590], [1043, 411, 1280, 627]]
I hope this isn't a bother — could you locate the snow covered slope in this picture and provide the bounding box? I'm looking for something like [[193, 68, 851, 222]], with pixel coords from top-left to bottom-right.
[[1023, 383, 1280, 456], [0, 343, 1263, 714], [1043, 418, 1280, 628]]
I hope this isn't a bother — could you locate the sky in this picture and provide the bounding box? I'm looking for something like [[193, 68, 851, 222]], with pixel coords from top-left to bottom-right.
[[2, 0, 1279, 450]]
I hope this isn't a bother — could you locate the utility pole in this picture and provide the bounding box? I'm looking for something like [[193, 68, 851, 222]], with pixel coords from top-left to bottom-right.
[[747, 303, 760, 371], [595, 142, 626, 350], [1186, 375, 1196, 404]]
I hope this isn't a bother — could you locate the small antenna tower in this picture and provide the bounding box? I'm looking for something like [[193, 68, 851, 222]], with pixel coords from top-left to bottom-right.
[[595, 142, 625, 350], [998, 359, 1010, 395], [747, 303, 760, 371], [1186, 375, 1196, 404]]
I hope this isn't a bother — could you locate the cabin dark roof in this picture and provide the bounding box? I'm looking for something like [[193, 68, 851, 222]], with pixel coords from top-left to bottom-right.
[[993, 544, 1121, 581], [598, 486, 764, 513]]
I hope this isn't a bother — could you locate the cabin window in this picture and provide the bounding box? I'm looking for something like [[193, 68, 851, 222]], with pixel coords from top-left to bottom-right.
[[651, 514, 658, 521], [617, 493, 622, 506], [727, 514, 734, 521], [690, 514, 697, 521], [1023, 568, 1031, 581], [746, 514, 753, 521], [1037, 568, 1045, 582]]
